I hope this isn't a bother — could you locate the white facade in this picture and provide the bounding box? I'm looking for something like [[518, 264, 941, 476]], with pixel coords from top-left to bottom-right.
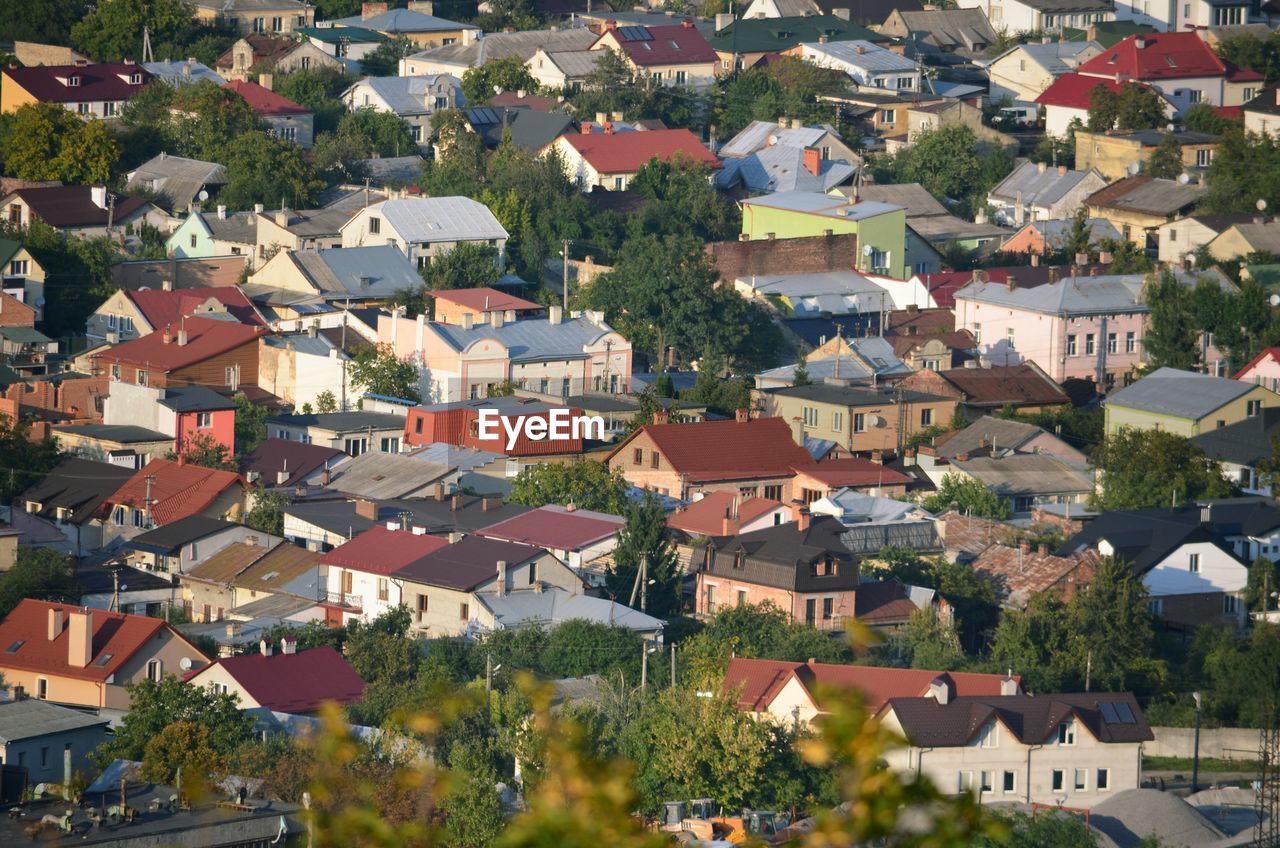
[[1156, 217, 1229, 263], [954, 0, 1111, 32], [1098, 537, 1248, 599], [340, 198, 508, 268], [794, 42, 921, 92]]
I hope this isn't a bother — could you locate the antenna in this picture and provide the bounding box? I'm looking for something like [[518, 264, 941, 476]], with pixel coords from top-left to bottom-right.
[[142, 26, 153, 64]]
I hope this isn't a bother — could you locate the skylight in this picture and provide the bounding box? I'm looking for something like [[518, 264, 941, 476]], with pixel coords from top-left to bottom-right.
[[1165, 56, 1176, 67], [95, 653, 114, 667], [1109, 52, 1118, 63], [6, 640, 23, 653]]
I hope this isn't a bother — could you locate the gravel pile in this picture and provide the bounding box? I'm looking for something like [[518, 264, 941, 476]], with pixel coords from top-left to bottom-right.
[[1090, 789, 1228, 848]]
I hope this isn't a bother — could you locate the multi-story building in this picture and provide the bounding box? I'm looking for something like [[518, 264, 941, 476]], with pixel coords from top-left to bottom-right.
[[191, 0, 314, 36], [0, 61, 151, 117]]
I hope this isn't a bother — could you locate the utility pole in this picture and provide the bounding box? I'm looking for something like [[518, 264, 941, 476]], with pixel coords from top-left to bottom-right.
[[562, 239, 571, 309], [106, 192, 116, 234], [670, 643, 676, 688], [143, 475, 156, 528], [142, 26, 153, 63], [111, 569, 120, 612], [1085, 650, 1092, 693], [641, 641, 649, 692], [485, 652, 493, 718], [340, 303, 349, 411]]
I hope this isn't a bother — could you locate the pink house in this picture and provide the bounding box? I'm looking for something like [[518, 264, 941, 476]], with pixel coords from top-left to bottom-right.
[[1236, 348, 1280, 392], [378, 306, 632, 403]]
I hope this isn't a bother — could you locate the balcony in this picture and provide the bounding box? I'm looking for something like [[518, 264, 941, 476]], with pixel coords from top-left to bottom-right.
[[324, 591, 361, 611]]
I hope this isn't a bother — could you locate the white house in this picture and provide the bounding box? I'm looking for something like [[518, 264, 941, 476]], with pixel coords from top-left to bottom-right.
[[953, 0, 1112, 33], [340, 196, 508, 268], [987, 160, 1109, 226], [340, 75, 462, 148], [983, 40, 1103, 105], [792, 41, 921, 92]]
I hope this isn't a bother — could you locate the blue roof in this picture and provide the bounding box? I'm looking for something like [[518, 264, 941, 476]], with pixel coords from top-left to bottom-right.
[[426, 314, 616, 360]]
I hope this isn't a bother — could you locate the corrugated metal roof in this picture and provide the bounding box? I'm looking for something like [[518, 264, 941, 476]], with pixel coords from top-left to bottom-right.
[[953, 453, 1094, 496], [1105, 366, 1258, 419], [479, 588, 665, 632], [0, 698, 108, 743], [290, 245, 421, 298], [426, 313, 614, 358], [802, 40, 918, 72], [333, 9, 477, 32], [717, 146, 856, 193], [719, 120, 835, 158], [327, 452, 453, 500], [344, 74, 462, 116], [989, 159, 1104, 206], [370, 196, 507, 244]]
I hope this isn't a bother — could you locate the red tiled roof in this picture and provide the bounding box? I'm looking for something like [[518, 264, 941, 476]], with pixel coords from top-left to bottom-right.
[[429, 287, 541, 312], [106, 459, 244, 525], [853, 579, 921, 623], [561, 128, 720, 175], [1076, 32, 1225, 81], [92, 316, 265, 372], [223, 80, 311, 116], [612, 417, 815, 483], [7, 186, 153, 229], [0, 599, 201, 683], [1035, 72, 1133, 109], [1225, 63, 1264, 83], [666, 492, 788, 536], [127, 287, 266, 333], [1214, 105, 1243, 119], [595, 21, 718, 66], [970, 544, 1100, 605], [724, 657, 1016, 714], [186, 646, 365, 712], [319, 524, 451, 575], [1235, 347, 1280, 380], [793, 457, 912, 488], [478, 505, 624, 551], [2, 62, 151, 104]]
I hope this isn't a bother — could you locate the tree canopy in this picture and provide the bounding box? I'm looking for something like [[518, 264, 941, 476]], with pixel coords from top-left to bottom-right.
[[461, 56, 538, 106], [1, 103, 119, 184], [349, 343, 421, 403], [1089, 427, 1234, 511], [508, 461, 630, 514], [919, 474, 1012, 520]]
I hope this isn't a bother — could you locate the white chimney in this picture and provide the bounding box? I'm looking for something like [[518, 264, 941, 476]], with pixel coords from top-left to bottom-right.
[[496, 560, 508, 596], [548, 305, 563, 325], [217, 204, 227, 220], [260, 639, 272, 656], [47, 608, 64, 641], [90, 186, 108, 210], [280, 637, 297, 655]]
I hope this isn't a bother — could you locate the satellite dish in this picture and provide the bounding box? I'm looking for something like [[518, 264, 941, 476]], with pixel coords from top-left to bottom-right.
[[1271, 294, 1280, 307], [197, 190, 209, 201], [1259, 199, 1269, 212], [1177, 173, 1190, 184], [119, 583, 127, 592], [1127, 162, 1141, 176], [179, 657, 193, 671], [870, 415, 886, 428], [862, 244, 874, 256]]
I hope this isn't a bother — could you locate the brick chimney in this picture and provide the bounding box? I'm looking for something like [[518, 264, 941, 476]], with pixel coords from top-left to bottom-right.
[[796, 509, 811, 532], [355, 497, 378, 520], [47, 607, 64, 641], [682, 17, 694, 27], [1006, 273, 1017, 291], [1019, 540, 1031, 554], [735, 407, 750, 423], [67, 610, 93, 668], [803, 146, 821, 177], [451, 494, 462, 511], [434, 483, 445, 502], [163, 324, 172, 344], [1038, 543, 1049, 556], [361, 1, 388, 18], [653, 409, 669, 425], [483, 497, 502, 511]]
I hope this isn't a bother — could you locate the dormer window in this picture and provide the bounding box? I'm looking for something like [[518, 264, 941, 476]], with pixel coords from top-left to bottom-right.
[[68, 75, 80, 86], [131, 73, 142, 84], [733, 550, 745, 569]]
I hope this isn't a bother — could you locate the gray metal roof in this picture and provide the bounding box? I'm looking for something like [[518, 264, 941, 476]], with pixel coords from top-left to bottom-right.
[[326, 451, 453, 499], [333, 9, 478, 32], [738, 272, 886, 317], [953, 454, 1094, 496], [801, 40, 919, 72], [988, 40, 1099, 75], [0, 699, 108, 743], [542, 49, 604, 78], [717, 146, 856, 193], [202, 210, 257, 245], [719, 120, 838, 158], [954, 273, 1148, 315], [811, 489, 927, 525], [478, 587, 665, 632], [267, 410, 406, 433], [408, 442, 504, 472], [264, 206, 359, 238], [369, 196, 508, 244], [290, 245, 421, 299], [142, 59, 226, 87], [1088, 177, 1207, 216], [887, 8, 997, 52], [989, 159, 1104, 206], [757, 337, 912, 382], [51, 423, 171, 443], [848, 183, 948, 217], [935, 415, 1052, 459], [344, 74, 462, 116], [741, 191, 902, 219], [426, 314, 615, 359], [1105, 367, 1258, 420], [407, 27, 596, 68]]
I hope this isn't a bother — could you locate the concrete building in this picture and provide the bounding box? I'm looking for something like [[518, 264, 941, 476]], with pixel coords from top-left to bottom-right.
[[1104, 367, 1280, 437], [341, 197, 507, 268]]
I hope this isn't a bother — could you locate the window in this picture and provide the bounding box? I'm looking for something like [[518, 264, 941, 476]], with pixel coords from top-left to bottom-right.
[[1183, 2, 1189, 14], [196, 412, 212, 429], [1052, 769, 1065, 792], [1085, 334, 1095, 355], [368, 216, 381, 234], [763, 484, 782, 501], [1189, 552, 1200, 573], [733, 550, 745, 570], [981, 723, 999, 748], [832, 412, 843, 432], [252, 16, 265, 31], [190, 233, 198, 249], [650, 451, 659, 469], [803, 406, 818, 427], [707, 584, 717, 612], [980, 771, 994, 792], [301, 56, 310, 70], [1244, 88, 1257, 101], [104, 101, 117, 117], [613, 176, 625, 191], [77, 102, 90, 115], [959, 772, 973, 793], [528, 562, 538, 585], [378, 578, 389, 601], [146, 659, 162, 681], [853, 413, 866, 433], [279, 126, 297, 142], [381, 437, 400, 453], [1058, 722, 1075, 745], [1002, 771, 1016, 793], [1006, 327, 1015, 349], [869, 248, 889, 273], [1096, 768, 1110, 791], [412, 124, 422, 143], [1125, 331, 1136, 353], [737, 589, 747, 607], [112, 506, 125, 526], [1066, 334, 1077, 356], [137, 370, 148, 387], [460, 602, 469, 620], [675, 70, 686, 85], [822, 597, 834, 619], [271, 14, 283, 29], [68, 75, 80, 87], [1249, 399, 1264, 416], [920, 408, 933, 427], [1225, 594, 1240, 614], [1074, 768, 1088, 791], [7, 259, 28, 276], [1196, 149, 1213, 167], [417, 594, 428, 616], [1107, 333, 1117, 354], [132, 508, 146, 528], [633, 448, 643, 465], [1188, 89, 1203, 103], [1147, 598, 1164, 615], [36, 678, 48, 700], [897, 77, 914, 89], [878, 109, 894, 124], [805, 598, 816, 624], [345, 437, 367, 457]]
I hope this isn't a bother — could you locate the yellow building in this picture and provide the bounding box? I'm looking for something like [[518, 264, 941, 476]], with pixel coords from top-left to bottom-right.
[[1075, 129, 1221, 181], [1085, 175, 1207, 248], [191, 0, 314, 36], [1104, 367, 1280, 437]]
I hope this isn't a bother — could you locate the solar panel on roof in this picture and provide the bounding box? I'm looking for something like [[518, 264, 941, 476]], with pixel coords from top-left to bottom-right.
[[1098, 702, 1118, 722], [619, 26, 652, 41]]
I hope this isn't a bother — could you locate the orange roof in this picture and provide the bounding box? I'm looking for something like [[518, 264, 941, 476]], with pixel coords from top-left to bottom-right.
[[92, 315, 265, 373], [724, 657, 1017, 714], [610, 417, 814, 483], [561, 128, 720, 175], [792, 458, 912, 488], [0, 599, 205, 682], [106, 459, 243, 525], [666, 492, 789, 536], [429, 287, 541, 312], [223, 79, 310, 116]]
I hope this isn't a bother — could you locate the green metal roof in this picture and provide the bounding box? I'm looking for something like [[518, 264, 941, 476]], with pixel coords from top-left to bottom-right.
[[296, 25, 387, 44], [709, 15, 888, 54], [0, 326, 52, 344], [0, 240, 22, 267], [1061, 21, 1155, 48]]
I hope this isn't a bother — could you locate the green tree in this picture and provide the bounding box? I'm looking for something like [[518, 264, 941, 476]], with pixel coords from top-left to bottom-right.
[[608, 491, 680, 618], [4, 103, 119, 183], [1087, 83, 1120, 132], [1116, 83, 1166, 130], [509, 461, 629, 514], [312, 123, 372, 184], [1141, 269, 1201, 369], [0, 0, 86, 45], [443, 735, 506, 848], [316, 390, 338, 414], [461, 56, 539, 105], [233, 392, 269, 460], [1090, 427, 1234, 511], [169, 432, 234, 470], [219, 131, 325, 210], [1060, 207, 1093, 260], [349, 342, 421, 402], [627, 155, 741, 243], [919, 473, 1011, 519], [360, 35, 414, 77], [420, 242, 502, 290], [1182, 101, 1238, 134], [892, 608, 965, 670], [680, 602, 850, 687], [94, 675, 254, 767], [792, 357, 812, 387], [975, 810, 1101, 847], [275, 67, 348, 135], [542, 621, 645, 680], [1215, 31, 1280, 84], [341, 108, 419, 158], [245, 489, 290, 536], [71, 0, 193, 62], [887, 124, 1015, 220], [168, 80, 262, 161], [142, 720, 227, 792], [0, 413, 63, 504], [1201, 124, 1280, 215], [875, 549, 1000, 652], [1143, 133, 1184, 179], [0, 548, 81, 620], [988, 595, 1076, 694]]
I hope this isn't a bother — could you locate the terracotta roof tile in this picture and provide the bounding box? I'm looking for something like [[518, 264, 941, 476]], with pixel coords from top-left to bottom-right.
[[561, 128, 719, 174], [969, 543, 1100, 606], [319, 524, 451, 576], [106, 459, 243, 526], [794, 457, 913, 488], [224, 80, 310, 116], [186, 646, 364, 712], [92, 316, 265, 372], [666, 492, 788, 536], [612, 417, 815, 483]]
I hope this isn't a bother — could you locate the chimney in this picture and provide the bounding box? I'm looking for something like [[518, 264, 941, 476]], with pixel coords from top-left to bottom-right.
[[434, 483, 445, 502], [735, 407, 750, 423], [832, 6, 850, 18], [610, 111, 623, 123], [361, 1, 388, 19], [954, 452, 970, 462], [451, 494, 462, 511], [217, 204, 227, 220], [1037, 162, 1047, 173], [1058, 164, 1068, 176], [1000, 674, 1020, 696], [412, 526, 427, 535], [461, 312, 474, 330], [715, 11, 733, 30], [163, 323, 173, 344], [489, 310, 504, 328], [1135, 36, 1147, 49], [819, 34, 828, 43], [90, 186, 108, 210], [1006, 274, 1017, 291], [803, 147, 821, 177], [1030, 253, 1040, 267], [548, 305, 563, 325], [67, 610, 93, 668], [596, 111, 608, 126], [281, 636, 297, 655], [386, 520, 399, 531], [790, 416, 805, 447], [254, 203, 264, 214], [277, 468, 290, 486], [682, 16, 694, 27], [275, 209, 290, 227], [483, 497, 502, 511], [582, 123, 593, 135], [47, 607, 64, 641], [1049, 268, 1060, 284], [653, 409, 669, 425], [928, 675, 952, 705], [161, 278, 173, 291], [496, 560, 508, 596], [260, 639, 272, 656], [355, 497, 378, 520], [856, 44, 865, 54], [258, 72, 272, 91], [177, 327, 188, 346], [1200, 504, 1212, 524], [1038, 543, 1048, 556], [605, 18, 618, 30], [1019, 540, 1031, 554], [603, 122, 614, 135], [797, 509, 811, 532], [448, 531, 463, 544], [1075, 252, 1089, 266]]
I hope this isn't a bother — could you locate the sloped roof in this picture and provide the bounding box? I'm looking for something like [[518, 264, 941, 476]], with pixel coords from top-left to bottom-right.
[[695, 516, 857, 592], [666, 493, 788, 536], [989, 159, 1103, 206], [125, 154, 227, 212], [185, 538, 275, 586], [107, 460, 244, 525], [1085, 175, 1206, 216], [886, 9, 997, 51], [223, 80, 310, 116], [326, 451, 453, 500], [126, 286, 265, 331], [991, 40, 1100, 75], [794, 457, 913, 488], [935, 415, 1055, 459], [0, 698, 109, 743], [93, 315, 265, 372], [463, 106, 573, 151], [597, 21, 718, 66], [1106, 366, 1257, 419], [157, 386, 237, 413], [710, 16, 884, 54], [478, 505, 624, 551], [406, 26, 594, 68], [426, 314, 615, 360], [240, 438, 345, 488], [289, 245, 421, 298], [188, 646, 365, 713], [1195, 400, 1280, 466], [429, 287, 540, 313], [6, 186, 153, 229], [479, 588, 665, 631], [611, 416, 814, 483], [801, 40, 918, 72], [717, 146, 856, 193], [719, 119, 840, 158], [1035, 72, 1133, 108], [1217, 221, 1280, 255], [143, 59, 226, 86], [346, 74, 461, 116], [954, 273, 1146, 316], [394, 536, 545, 590], [1077, 31, 1228, 81], [970, 543, 1100, 606], [2, 62, 151, 104], [539, 49, 604, 78], [367, 196, 508, 243], [296, 25, 387, 44], [953, 453, 1094, 497], [561, 128, 719, 174], [333, 8, 478, 33], [319, 524, 451, 576], [19, 458, 134, 526], [231, 543, 321, 595], [937, 364, 1070, 408], [885, 692, 1153, 746], [125, 515, 236, 554]]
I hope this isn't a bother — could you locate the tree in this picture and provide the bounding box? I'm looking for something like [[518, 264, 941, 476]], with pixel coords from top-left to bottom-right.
[[443, 735, 506, 848], [167, 81, 262, 161], [94, 676, 254, 768], [884, 124, 1015, 220], [0, 0, 86, 45], [892, 608, 965, 670], [316, 390, 338, 414], [542, 621, 645, 681], [608, 491, 680, 618], [874, 549, 1000, 652], [1215, 31, 1280, 84], [275, 67, 348, 135], [1116, 83, 1166, 130], [245, 489, 290, 536], [142, 721, 228, 793], [349, 342, 421, 402], [0, 413, 62, 504], [1059, 207, 1093, 261], [627, 155, 741, 243], [1090, 427, 1234, 511], [3, 104, 119, 184], [1141, 269, 1201, 370], [360, 36, 414, 77], [71, 0, 193, 62], [509, 461, 629, 514], [1247, 556, 1279, 613], [1182, 101, 1238, 134], [1143, 133, 1184, 179], [420, 242, 502, 291], [461, 56, 538, 106], [1201, 124, 1280, 215], [792, 357, 812, 387], [219, 131, 325, 211], [169, 432, 234, 470], [341, 108, 418, 158], [1086, 84, 1120, 132], [1099, 237, 1154, 274], [233, 392, 269, 460], [679, 602, 850, 687], [919, 473, 1011, 519], [0, 548, 81, 620]]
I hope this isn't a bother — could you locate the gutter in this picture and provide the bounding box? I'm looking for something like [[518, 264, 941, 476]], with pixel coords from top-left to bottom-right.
[[916, 746, 933, 778], [1025, 743, 1043, 803]]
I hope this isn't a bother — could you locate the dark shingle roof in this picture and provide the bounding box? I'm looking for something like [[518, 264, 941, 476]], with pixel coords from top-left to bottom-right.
[[126, 516, 238, 554], [886, 692, 1153, 747], [19, 458, 134, 526], [695, 516, 858, 592], [1190, 407, 1280, 466], [394, 536, 544, 590]]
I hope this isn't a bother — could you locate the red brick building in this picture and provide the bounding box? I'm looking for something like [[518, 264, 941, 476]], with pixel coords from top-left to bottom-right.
[[404, 396, 589, 457]]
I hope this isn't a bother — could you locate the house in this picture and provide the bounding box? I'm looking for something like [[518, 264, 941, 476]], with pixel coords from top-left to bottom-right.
[[589, 19, 718, 89], [880, 691, 1152, 808], [1074, 128, 1221, 181], [525, 48, 605, 90], [0, 61, 151, 117], [178, 532, 289, 618], [667, 492, 792, 539], [740, 192, 907, 279], [97, 384, 237, 460], [340, 75, 462, 148], [0, 239, 47, 323], [721, 142, 858, 195], [899, 365, 1071, 419], [477, 504, 624, 585], [724, 657, 1018, 724], [250, 245, 421, 308], [739, 0, 922, 25], [86, 284, 264, 344], [331, 4, 480, 48], [50, 423, 175, 469], [17, 458, 133, 557], [548, 127, 720, 193], [1157, 214, 1255, 264], [186, 643, 364, 712], [111, 255, 248, 293], [883, 99, 1018, 154], [166, 206, 258, 260], [1108, 0, 1257, 29], [790, 41, 921, 93], [1071, 32, 1263, 112], [719, 118, 860, 165], [754, 335, 914, 389], [283, 494, 528, 552], [848, 184, 1008, 263], [1190, 408, 1280, 495], [94, 316, 265, 391], [810, 490, 943, 555], [983, 41, 1103, 105], [709, 16, 886, 73], [296, 25, 388, 65], [320, 522, 451, 622], [733, 271, 889, 327], [1208, 219, 1280, 262], [968, 541, 1101, 607], [267, 410, 406, 455], [462, 106, 573, 152], [953, 0, 1112, 34], [123, 515, 260, 575], [253, 200, 385, 257], [1084, 176, 1209, 248], [0, 185, 164, 237], [216, 36, 338, 81], [258, 327, 362, 412], [1036, 73, 1175, 137], [881, 308, 978, 372], [607, 413, 817, 501], [878, 8, 998, 64], [928, 415, 1086, 466], [1244, 87, 1280, 137], [0, 600, 209, 709], [341, 197, 507, 268], [1236, 346, 1280, 393], [102, 459, 246, 540], [693, 513, 857, 627], [1104, 367, 1279, 437], [403, 396, 593, 458], [790, 456, 915, 500], [429, 287, 541, 325], [0, 699, 110, 787], [380, 306, 631, 403], [323, 451, 455, 500], [191, 0, 314, 36], [1059, 502, 1267, 628], [755, 382, 959, 457], [479, 589, 665, 638], [401, 26, 596, 76], [948, 453, 1094, 517], [241, 438, 345, 489], [124, 153, 227, 216], [987, 160, 1109, 227], [224, 79, 314, 148], [1000, 217, 1122, 255], [143, 58, 226, 87]]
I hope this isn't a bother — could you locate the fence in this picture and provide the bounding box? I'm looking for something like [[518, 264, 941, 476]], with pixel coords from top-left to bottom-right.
[[1147, 726, 1263, 761]]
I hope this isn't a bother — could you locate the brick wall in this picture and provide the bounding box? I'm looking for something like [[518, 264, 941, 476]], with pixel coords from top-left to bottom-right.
[[705, 232, 859, 284]]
